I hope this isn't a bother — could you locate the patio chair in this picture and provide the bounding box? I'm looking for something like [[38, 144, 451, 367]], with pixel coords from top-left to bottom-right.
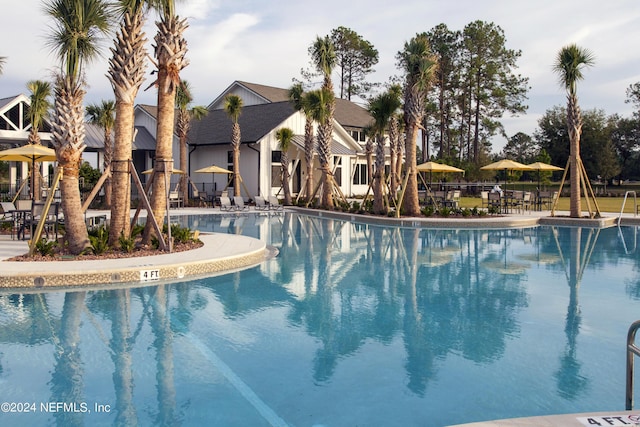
[[1, 202, 18, 239], [219, 196, 234, 211], [23, 202, 60, 241], [254, 196, 269, 211], [268, 196, 283, 211], [488, 192, 502, 213], [193, 189, 208, 207], [168, 191, 183, 208], [480, 191, 489, 209], [233, 196, 249, 211]]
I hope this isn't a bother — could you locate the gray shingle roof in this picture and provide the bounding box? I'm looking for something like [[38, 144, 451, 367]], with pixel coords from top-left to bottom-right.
[[233, 81, 373, 129], [189, 101, 295, 146], [291, 135, 357, 156], [133, 126, 157, 151]]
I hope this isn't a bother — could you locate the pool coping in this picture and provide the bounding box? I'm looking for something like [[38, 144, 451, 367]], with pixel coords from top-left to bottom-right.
[[0, 232, 272, 290], [446, 410, 640, 426]]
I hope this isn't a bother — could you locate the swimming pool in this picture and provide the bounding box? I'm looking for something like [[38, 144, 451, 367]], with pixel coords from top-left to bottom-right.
[[0, 212, 639, 426]]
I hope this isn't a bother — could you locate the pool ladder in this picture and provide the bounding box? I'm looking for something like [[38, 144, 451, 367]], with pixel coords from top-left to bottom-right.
[[626, 320, 640, 409], [618, 191, 637, 227]]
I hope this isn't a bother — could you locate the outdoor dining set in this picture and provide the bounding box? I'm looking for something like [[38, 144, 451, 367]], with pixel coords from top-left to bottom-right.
[[0, 199, 62, 241]]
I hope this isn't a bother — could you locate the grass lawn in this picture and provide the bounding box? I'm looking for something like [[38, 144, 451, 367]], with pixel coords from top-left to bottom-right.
[[459, 196, 639, 214]]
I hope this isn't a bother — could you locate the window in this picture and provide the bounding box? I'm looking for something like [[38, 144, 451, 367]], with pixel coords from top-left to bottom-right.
[[271, 151, 282, 187], [333, 156, 342, 186], [227, 151, 234, 188], [353, 164, 369, 185]]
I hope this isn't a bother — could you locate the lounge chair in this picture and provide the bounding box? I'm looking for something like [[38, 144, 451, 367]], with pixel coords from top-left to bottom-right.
[[219, 196, 234, 211], [233, 196, 249, 211], [254, 196, 268, 211], [268, 196, 283, 211]]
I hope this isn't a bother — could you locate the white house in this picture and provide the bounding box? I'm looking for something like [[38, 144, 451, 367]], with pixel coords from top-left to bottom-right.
[[185, 80, 374, 200]]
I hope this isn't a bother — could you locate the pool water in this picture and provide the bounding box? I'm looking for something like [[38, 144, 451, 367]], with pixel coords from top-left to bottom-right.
[[1, 212, 639, 427]]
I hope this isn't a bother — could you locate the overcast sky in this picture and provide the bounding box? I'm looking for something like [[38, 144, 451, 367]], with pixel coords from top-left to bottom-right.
[[1, 0, 639, 152]]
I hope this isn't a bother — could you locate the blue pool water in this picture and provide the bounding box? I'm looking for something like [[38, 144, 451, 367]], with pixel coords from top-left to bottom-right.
[[1, 212, 639, 427]]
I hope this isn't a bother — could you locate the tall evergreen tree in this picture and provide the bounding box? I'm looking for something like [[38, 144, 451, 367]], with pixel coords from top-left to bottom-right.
[[462, 21, 529, 163], [330, 26, 379, 100]]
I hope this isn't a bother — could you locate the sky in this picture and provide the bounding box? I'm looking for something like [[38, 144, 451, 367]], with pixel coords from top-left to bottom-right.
[[1, 0, 639, 153]]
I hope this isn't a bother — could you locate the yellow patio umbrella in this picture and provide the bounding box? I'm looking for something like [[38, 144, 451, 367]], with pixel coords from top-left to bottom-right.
[[0, 144, 57, 163], [417, 161, 465, 173], [526, 161, 563, 209], [480, 159, 533, 191], [194, 164, 232, 174], [416, 161, 464, 191], [0, 144, 58, 200], [142, 168, 185, 174], [195, 164, 233, 194]]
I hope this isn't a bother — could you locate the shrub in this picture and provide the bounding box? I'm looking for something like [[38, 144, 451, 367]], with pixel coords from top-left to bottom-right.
[[421, 206, 435, 217], [170, 224, 193, 244], [439, 207, 451, 217], [118, 232, 135, 253], [35, 238, 57, 257], [89, 225, 110, 254]]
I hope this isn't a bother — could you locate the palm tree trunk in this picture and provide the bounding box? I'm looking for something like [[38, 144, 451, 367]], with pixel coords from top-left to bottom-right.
[[180, 135, 188, 205], [109, 101, 135, 246], [103, 128, 112, 208], [281, 155, 292, 205], [142, 68, 174, 245], [107, 8, 147, 246], [52, 78, 90, 254], [305, 119, 314, 200], [373, 135, 386, 214], [568, 94, 582, 217], [403, 121, 420, 216]]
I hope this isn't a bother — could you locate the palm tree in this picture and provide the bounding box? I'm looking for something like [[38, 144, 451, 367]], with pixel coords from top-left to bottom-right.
[[175, 80, 208, 205], [86, 100, 116, 208], [305, 88, 334, 205], [311, 36, 337, 208], [26, 80, 52, 202], [368, 89, 402, 214], [276, 127, 294, 205], [45, 0, 111, 254], [288, 83, 315, 200], [142, 0, 189, 246], [397, 33, 437, 216], [553, 44, 595, 218], [224, 94, 243, 197], [107, 0, 150, 246]]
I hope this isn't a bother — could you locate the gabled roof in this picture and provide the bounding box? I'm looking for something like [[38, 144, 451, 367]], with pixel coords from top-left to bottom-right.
[[291, 135, 356, 156], [208, 81, 373, 129], [236, 81, 290, 103], [84, 123, 107, 150], [133, 126, 157, 151], [189, 101, 295, 146]]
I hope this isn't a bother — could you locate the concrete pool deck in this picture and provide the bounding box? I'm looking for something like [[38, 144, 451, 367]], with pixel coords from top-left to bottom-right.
[[1, 207, 640, 426]]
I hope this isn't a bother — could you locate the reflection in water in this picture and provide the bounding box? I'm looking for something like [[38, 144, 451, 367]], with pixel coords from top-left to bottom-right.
[[0, 214, 638, 426], [50, 291, 87, 427]]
